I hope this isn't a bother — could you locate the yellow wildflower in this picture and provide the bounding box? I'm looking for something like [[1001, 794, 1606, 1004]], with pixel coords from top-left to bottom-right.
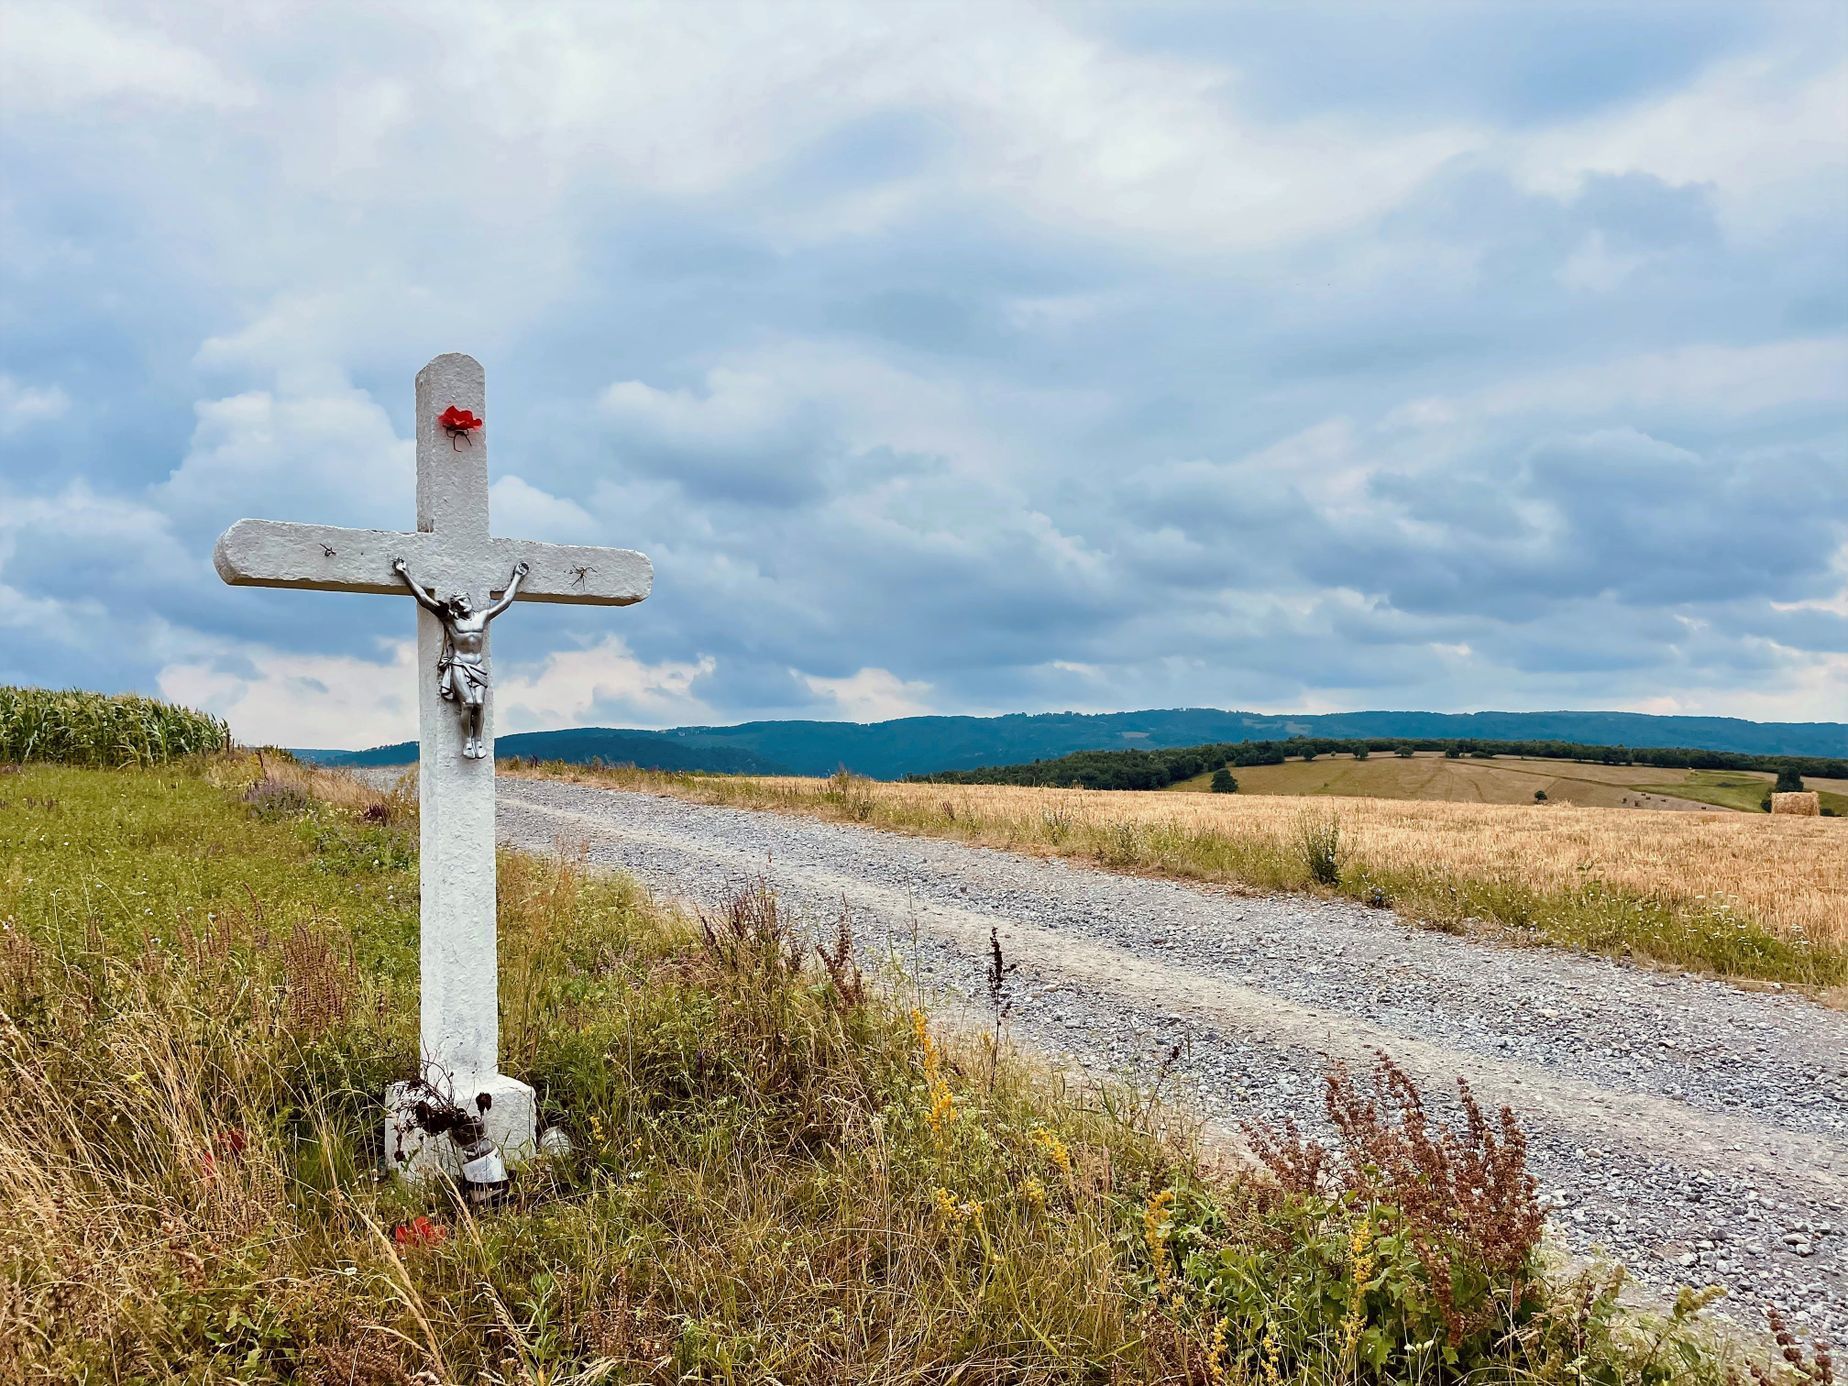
[[1144, 1187, 1177, 1291], [1029, 1125, 1073, 1182], [1020, 1174, 1047, 1211], [931, 1186, 964, 1226], [930, 1187, 984, 1230], [1206, 1315, 1230, 1386], [1341, 1214, 1376, 1363], [913, 1008, 956, 1135]]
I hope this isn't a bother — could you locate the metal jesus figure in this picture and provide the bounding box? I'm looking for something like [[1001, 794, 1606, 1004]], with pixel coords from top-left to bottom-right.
[[393, 557, 529, 759]]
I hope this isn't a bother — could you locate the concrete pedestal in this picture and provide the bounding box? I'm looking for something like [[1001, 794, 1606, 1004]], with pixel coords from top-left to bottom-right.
[[384, 1072, 538, 1181]]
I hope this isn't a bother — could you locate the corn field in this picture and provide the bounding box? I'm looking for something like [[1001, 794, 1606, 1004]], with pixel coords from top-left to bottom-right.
[[0, 685, 229, 767]]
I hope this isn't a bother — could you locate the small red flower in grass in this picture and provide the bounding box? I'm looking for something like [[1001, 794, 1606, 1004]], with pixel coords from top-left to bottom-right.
[[437, 405, 483, 449], [392, 1215, 448, 1249], [201, 1129, 247, 1178]]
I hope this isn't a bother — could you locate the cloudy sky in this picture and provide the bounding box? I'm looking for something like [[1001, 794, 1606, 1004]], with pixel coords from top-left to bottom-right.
[[2, 1, 1845, 747]]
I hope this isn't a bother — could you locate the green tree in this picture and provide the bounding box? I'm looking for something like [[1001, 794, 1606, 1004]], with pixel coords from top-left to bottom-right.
[[1395, 743, 1415, 758], [1534, 790, 1547, 803], [1210, 767, 1238, 794], [1774, 766, 1806, 794], [1352, 746, 1370, 761]]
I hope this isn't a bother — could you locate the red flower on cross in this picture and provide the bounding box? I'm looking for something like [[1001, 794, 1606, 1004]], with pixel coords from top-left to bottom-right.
[[437, 405, 483, 449]]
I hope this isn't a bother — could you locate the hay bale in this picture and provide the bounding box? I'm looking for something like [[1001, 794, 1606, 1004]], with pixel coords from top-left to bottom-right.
[[1770, 791, 1820, 816]]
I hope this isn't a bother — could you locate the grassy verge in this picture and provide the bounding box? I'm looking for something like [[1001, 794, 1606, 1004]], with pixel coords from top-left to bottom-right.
[[0, 759, 1779, 1381], [513, 763, 1848, 993]]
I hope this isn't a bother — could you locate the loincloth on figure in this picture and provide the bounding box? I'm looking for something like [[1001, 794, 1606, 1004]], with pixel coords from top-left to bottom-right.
[[437, 652, 490, 702]]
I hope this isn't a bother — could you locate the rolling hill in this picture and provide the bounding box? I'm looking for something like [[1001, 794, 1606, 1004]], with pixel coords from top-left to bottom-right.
[[297, 706, 1848, 779]]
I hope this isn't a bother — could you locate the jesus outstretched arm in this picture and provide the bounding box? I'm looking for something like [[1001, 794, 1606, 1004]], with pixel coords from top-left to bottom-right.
[[482, 561, 530, 622], [392, 558, 447, 615]]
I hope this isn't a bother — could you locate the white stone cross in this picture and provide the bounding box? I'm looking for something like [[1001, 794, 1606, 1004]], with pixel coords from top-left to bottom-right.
[[213, 353, 651, 1176]]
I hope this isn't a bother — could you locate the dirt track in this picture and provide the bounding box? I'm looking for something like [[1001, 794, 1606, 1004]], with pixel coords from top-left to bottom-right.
[[487, 774, 1846, 1337]]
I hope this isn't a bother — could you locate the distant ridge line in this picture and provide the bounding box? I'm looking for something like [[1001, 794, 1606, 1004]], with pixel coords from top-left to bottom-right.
[[295, 707, 1848, 780]]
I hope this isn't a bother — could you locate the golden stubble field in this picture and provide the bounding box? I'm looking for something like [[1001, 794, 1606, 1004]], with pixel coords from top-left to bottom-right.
[[519, 764, 1848, 988]]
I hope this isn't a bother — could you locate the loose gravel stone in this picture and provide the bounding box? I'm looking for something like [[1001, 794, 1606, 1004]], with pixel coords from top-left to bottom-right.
[[421, 772, 1844, 1337]]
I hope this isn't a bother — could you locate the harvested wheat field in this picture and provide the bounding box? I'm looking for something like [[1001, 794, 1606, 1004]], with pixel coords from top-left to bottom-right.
[[518, 764, 1848, 988]]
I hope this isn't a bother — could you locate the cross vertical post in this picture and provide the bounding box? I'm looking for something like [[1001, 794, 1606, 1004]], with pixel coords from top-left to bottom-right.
[[412, 354, 499, 1087]]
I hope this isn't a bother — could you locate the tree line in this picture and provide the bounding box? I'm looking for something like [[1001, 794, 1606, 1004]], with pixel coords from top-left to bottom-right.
[[906, 737, 1848, 792]]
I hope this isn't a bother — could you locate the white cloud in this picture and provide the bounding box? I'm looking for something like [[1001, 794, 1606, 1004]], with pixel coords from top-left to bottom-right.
[[488, 475, 597, 543], [159, 639, 419, 749], [14, 2, 1481, 259], [0, 375, 70, 431], [1612, 652, 1848, 723], [0, 2, 252, 112], [800, 666, 935, 722], [161, 385, 413, 530], [493, 637, 716, 732], [1390, 337, 1848, 430], [1514, 49, 1848, 238], [159, 634, 716, 748], [600, 369, 796, 456], [8, 3, 1847, 726], [0, 479, 192, 592]]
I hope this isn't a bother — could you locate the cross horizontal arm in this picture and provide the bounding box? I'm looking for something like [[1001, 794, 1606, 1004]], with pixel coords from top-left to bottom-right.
[[214, 519, 653, 606], [487, 538, 652, 606], [214, 519, 433, 595]]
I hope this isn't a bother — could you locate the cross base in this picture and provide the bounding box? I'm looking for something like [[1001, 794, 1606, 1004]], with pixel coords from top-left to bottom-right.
[[383, 1073, 539, 1182]]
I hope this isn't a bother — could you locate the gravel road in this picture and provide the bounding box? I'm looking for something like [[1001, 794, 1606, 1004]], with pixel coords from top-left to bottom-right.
[[483, 775, 1844, 1337]]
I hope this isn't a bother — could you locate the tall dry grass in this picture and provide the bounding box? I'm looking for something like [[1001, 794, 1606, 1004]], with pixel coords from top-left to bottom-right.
[[518, 764, 1848, 988]]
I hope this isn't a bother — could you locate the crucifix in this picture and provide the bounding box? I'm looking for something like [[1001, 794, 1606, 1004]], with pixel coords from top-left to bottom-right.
[[212, 353, 652, 1178]]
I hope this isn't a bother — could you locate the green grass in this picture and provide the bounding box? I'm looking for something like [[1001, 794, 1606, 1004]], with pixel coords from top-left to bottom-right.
[[1632, 772, 1848, 816], [0, 684, 228, 767], [0, 760, 1759, 1382], [1632, 771, 1778, 813]]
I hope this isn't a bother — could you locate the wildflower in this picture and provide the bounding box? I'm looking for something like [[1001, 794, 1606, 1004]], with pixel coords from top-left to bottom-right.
[[1206, 1315, 1230, 1386], [1144, 1187, 1177, 1291], [927, 1077, 956, 1134], [1260, 1320, 1283, 1386], [931, 1186, 966, 1227], [1020, 1174, 1047, 1211], [215, 1128, 248, 1158], [392, 1215, 447, 1249], [912, 1008, 956, 1135], [930, 1186, 985, 1231], [1029, 1125, 1073, 1183], [1341, 1214, 1376, 1362]]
